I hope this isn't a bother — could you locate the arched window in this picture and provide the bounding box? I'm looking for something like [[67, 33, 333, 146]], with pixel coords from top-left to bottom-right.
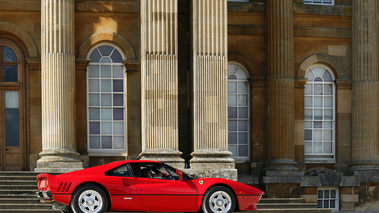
[[87, 44, 126, 155], [304, 65, 335, 161], [228, 63, 250, 160]]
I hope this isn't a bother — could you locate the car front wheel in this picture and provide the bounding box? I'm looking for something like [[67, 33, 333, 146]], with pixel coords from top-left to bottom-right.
[[202, 186, 236, 213], [70, 184, 108, 213]]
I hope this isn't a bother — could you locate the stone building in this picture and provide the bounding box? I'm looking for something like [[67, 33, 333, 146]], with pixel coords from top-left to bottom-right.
[[1, 0, 379, 211]]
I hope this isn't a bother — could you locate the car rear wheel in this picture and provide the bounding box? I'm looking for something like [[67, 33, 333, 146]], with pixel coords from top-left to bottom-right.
[[70, 184, 108, 213], [202, 186, 236, 213]]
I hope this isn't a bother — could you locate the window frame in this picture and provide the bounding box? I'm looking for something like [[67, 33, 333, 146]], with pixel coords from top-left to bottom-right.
[[227, 62, 250, 161], [304, 0, 335, 5], [317, 187, 339, 211], [86, 43, 127, 156], [304, 64, 336, 163]]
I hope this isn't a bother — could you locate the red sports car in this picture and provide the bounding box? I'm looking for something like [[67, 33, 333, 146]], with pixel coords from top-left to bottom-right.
[[37, 160, 264, 213]]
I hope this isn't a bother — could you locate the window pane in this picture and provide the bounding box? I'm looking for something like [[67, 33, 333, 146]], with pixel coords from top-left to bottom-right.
[[228, 133, 237, 144], [314, 130, 322, 141], [101, 65, 111, 78], [3, 46, 17, 62], [305, 71, 314, 81], [98, 46, 113, 56], [238, 82, 248, 93], [238, 145, 248, 157], [89, 122, 100, 134], [314, 97, 322, 107], [89, 94, 100, 106], [89, 136, 100, 149], [101, 108, 112, 120], [324, 142, 332, 153], [330, 200, 335, 208], [114, 136, 124, 149], [324, 190, 329, 198], [113, 123, 124, 134], [89, 65, 99, 78], [314, 84, 322, 95], [324, 109, 333, 120], [5, 107, 19, 146], [4, 65, 18, 82], [89, 79, 99, 92], [238, 95, 248, 106], [314, 142, 322, 153], [324, 130, 332, 141], [90, 49, 101, 62], [235, 69, 247, 80], [102, 136, 112, 149], [305, 121, 312, 128], [305, 109, 313, 120], [238, 120, 248, 131], [228, 82, 237, 93], [314, 121, 322, 128], [324, 84, 332, 95], [305, 84, 313, 95], [229, 145, 237, 157], [314, 109, 323, 120], [324, 97, 333, 107], [101, 80, 111, 92], [228, 107, 237, 118], [305, 97, 313, 107], [239, 107, 248, 118], [113, 65, 124, 78], [228, 120, 237, 131], [305, 130, 312, 140], [324, 121, 332, 128], [324, 200, 329, 208], [228, 95, 237, 106], [312, 67, 324, 76], [101, 122, 112, 134], [322, 71, 332, 82], [318, 190, 323, 199], [113, 80, 123, 92], [89, 108, 100, 120], [113, 94, 123, 106], [331, 190, 336, 198], [101, 57, 112, 63], [238, 133, 248, 144], [111, 49, 123, 63], [101, 94, 111, 106], [305, 142, 312, 153], [113, 108, 124, 120]]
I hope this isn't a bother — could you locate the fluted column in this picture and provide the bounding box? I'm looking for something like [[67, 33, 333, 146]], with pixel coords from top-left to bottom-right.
[[189, 0, 236, 180], [139, 0, 184, 168], [350, 0, 379, 171], [265, 0, 297, 171], [35, 0, 82, 172]]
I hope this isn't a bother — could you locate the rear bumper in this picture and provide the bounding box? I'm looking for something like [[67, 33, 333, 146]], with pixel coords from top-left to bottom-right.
[[37, 191, 53, 202]]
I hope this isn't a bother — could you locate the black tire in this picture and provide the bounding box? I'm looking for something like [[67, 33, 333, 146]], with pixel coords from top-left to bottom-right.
[[201, 186, 236, 213], [70, 184, 108, 213]]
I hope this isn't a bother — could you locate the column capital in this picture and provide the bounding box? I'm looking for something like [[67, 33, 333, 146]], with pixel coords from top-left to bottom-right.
[[26, 58, 41, 72], [75, 59, 90, 71], [123, 60, 139, 72]]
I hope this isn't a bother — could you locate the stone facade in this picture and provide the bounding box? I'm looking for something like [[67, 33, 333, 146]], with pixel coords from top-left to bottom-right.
[[1, 0, 379, 211]]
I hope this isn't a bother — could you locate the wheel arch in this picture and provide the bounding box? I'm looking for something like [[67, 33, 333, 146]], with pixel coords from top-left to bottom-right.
[[71, 182, 112, 211], [203, 183, 240, 212]]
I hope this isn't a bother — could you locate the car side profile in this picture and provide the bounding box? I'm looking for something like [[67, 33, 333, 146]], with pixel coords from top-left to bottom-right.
[[37, 160, 264, 213]]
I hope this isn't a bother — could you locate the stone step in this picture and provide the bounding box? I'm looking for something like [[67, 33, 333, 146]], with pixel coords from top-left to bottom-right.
[[259, 198, 304, 203], [0, 180, 37, 186], [0, 198, 41, 204], [0, 210, 60, 213], [0, 176, 37, 181], [0, 203, 53, 210], [0, 185, 37, 190], [257, 202, 317, 209], [253, 209, 332, 213]]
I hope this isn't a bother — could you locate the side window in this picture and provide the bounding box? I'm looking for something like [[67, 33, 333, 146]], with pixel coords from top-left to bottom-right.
[[105, 164, 133, 177], [87, 44, 126, 155], [228, 63, 250, 160], [304, 65, 335, 161]]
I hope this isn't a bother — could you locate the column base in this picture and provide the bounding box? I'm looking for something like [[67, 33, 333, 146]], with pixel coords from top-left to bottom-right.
[[189, 149, 237, 181], [34, 149, 83, 173], [139, 149, 185, 169]]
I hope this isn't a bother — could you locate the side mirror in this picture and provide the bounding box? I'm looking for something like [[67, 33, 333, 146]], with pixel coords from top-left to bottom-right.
[[176, 170, 183, 182]]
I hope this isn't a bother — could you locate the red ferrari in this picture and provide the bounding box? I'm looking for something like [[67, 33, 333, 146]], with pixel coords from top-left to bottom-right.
[[37, 160, 264, 213]]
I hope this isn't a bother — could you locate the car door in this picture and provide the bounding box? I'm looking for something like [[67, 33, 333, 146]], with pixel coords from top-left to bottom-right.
[[104, 164, 148, 211], [133, 163, 198, 212]]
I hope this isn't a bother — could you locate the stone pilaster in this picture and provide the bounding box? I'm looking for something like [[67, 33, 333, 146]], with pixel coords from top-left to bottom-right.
[[350, 0, 379, 171], [139, 0, 184, 169], [190, 0, 236, 180], [265, 0, 298, 172], [35, 0, 83, 173]]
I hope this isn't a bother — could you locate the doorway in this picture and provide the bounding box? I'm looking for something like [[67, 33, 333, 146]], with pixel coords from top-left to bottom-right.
[[0, 43, 24, 171]]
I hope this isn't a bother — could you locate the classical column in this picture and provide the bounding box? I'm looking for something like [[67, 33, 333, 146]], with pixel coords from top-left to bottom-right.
[[190, 0, 236, 180], [139, 0, 184, 168], [350, 0, 379, 171], [35, 0, 83, 172], [265, 0, 298, 171]]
